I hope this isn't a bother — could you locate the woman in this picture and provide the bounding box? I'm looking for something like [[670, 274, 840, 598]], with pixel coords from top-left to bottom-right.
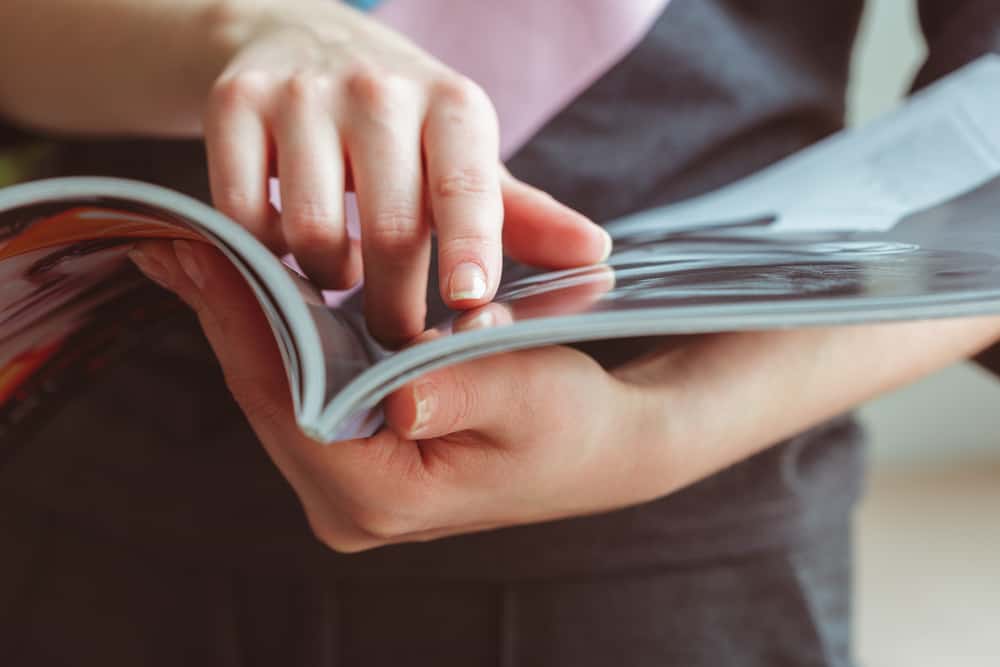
[[2, 1, 999, 664]]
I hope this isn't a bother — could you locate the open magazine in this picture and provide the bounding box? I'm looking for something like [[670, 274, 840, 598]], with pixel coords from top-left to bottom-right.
[[3, 55, 1000, 443]]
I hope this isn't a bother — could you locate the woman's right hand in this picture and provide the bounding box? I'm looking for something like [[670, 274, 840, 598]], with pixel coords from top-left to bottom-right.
[[205, 1, 610, 346]]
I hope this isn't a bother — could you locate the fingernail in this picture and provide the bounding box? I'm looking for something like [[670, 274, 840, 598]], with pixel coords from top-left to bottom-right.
[[128, 247, 172, 289], [449, 262, 487, 301], [599, 229, 613, 262], [411, 382, 435, 436], [173, 241, 205, 290]]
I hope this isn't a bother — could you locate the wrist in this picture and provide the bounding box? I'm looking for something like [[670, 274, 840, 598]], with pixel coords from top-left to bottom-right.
[[175, 1, 326, 132], [607, 339, 722, 501], [593, 374, 691, 506], [205, 0, 359, 52]]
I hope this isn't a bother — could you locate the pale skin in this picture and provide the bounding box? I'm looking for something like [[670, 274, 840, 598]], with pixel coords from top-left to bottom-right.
[[0, 0, 611, 346], [4, 0, 1000, 551]]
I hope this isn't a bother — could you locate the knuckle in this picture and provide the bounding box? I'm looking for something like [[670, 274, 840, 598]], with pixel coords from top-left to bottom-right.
[[210, 70, 270, 112], [434, 166, 494, 201], [283, 69, 333, 104], [286, 201, 343, 238], [366, 204, 424, 253], [350, 505, 410, 541], [433, 75, 489, 110], [416, 368, 477, 435], [344, 64, 385, 102], [439, 233, 498, 263], [213, 187, 262, 225], [444, 371, 478, 433], [344, 66, 409, 118]]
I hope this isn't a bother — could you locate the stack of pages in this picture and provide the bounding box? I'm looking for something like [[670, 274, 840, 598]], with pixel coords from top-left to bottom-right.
[[3, 56, 1000, 442]]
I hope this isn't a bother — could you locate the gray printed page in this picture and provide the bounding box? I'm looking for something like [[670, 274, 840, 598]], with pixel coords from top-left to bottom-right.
[[4, 58, 1000, 443], [606, 55, 1000, 238], [317, 173, 1000, 441]]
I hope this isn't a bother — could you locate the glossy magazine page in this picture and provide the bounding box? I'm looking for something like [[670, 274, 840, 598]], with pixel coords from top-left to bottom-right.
[[2, 56, 1000, 444], [314, 56, 1000, 441], [316, 173, 1000, 441], [0, 179, 351, 436]]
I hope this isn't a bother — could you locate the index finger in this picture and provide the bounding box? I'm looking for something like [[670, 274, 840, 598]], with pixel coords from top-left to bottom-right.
[[423, 77, 504, 309]]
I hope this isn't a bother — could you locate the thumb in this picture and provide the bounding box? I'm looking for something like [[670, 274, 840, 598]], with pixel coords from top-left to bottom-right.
[[500, 170, 612, 269], [129, 240, 292, 426], [382, 354, 522, 441], [383, 346, 582, 442]]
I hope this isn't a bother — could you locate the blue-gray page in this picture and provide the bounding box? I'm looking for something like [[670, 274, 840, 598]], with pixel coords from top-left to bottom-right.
[[318, 55, 1000, 441], [317, 175, 1000, 441]]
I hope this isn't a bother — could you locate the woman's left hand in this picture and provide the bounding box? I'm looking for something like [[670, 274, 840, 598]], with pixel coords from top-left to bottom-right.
[[130, 240, 677, 551], [130, 239, 1000, 551]]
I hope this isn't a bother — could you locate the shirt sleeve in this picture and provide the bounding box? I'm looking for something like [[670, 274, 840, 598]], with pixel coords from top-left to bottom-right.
[[916, 2, 1000, 376]]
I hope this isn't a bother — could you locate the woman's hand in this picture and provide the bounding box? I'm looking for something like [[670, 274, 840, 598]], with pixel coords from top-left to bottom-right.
[[130, 239, 1000, 552], [130, 240, 672, 551], [204, 1, 609, 346], [0, 0, 611, 346]]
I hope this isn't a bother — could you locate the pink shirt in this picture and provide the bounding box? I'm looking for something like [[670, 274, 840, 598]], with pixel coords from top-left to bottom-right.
[[376, 0, 671, 159]]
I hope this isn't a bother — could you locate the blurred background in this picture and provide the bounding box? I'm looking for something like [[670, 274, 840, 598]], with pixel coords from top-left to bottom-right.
[[848, 1, 1000, 664]]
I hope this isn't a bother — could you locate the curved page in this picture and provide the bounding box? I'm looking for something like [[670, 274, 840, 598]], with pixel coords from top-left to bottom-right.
[[0, 178, 341, 430], [317, 174, 1000, 441]]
